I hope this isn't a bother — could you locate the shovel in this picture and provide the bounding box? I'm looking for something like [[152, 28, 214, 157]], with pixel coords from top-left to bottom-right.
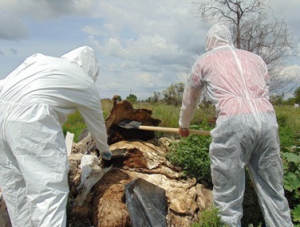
[[118, 120, 211, 136]]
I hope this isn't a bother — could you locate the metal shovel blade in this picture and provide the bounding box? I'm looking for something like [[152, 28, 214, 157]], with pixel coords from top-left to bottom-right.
[[118, 120, 142, 129], [118, 120, 211, 136]]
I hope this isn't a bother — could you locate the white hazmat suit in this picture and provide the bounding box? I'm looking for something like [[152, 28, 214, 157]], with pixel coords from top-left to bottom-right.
[[0, 46, 111, 227], [179, 23, 293, 227]]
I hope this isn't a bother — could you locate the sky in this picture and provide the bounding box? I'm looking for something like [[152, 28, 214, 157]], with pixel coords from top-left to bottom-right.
[[0, 0, 300, 100]]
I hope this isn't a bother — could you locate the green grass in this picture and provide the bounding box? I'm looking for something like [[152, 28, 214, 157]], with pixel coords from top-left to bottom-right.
[[131, 102, 216, 128], [274, 105, 300, 147], [62, 99, 114, 142], [63, 101, 300, 144], [274, 105, 300, 132], [62, 111, 86, 142]]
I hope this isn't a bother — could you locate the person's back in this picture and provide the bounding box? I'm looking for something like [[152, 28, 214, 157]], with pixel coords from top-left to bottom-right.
[[1, 54, 87, 99], [191, 30, 274, 118], [0, 52, 98, 124]]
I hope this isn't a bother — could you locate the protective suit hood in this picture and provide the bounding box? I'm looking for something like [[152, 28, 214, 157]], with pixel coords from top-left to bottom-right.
[[61, 46, 99, 82], [205, 23, 234, 52]]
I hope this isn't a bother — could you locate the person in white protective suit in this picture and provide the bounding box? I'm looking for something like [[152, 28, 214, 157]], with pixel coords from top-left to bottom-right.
[[178, 23, 293, 227], [0, 46, 112, 227]]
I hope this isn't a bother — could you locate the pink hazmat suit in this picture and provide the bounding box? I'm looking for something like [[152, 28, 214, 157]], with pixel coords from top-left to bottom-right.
[[0, 46, 111, 227], [179, 23, 293, 227]]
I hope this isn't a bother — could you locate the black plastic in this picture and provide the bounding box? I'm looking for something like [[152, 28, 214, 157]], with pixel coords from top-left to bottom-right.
[[125, 178, 167, 227]]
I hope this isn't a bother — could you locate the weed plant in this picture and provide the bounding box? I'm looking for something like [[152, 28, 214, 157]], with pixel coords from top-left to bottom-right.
[[167, 123, 213, 185], [282, 148, 300, 225], [191, 207, 264, 227], [191, 207, 228, 227], [62, 111, 85, 142]]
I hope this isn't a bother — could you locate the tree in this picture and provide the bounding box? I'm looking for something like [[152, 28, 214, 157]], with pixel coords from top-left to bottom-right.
[[149, 91, 162, 103], [126, 94, 137, 103], [294, 86, 300, 104], [114, 95, 122, 101], [162, 83, 184, 106], [270, 94, 284, 105], [195, 0, 298, 92]]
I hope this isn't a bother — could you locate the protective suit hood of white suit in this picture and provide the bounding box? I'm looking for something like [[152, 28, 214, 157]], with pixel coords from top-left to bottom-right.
[[205, 22, 234, 52], [61, 46, 99, 82]]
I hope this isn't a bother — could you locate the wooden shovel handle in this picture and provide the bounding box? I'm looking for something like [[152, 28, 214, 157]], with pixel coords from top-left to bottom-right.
[[138, 125, 211, 136]]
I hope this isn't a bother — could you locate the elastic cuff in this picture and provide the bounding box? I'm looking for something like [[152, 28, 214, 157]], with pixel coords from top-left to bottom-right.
[[101, 152, 112, 160]]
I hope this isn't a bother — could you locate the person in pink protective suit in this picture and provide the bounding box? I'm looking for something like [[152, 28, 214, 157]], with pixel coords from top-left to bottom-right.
[[179, 23, 293, 227], [0, 46, 111, 227]]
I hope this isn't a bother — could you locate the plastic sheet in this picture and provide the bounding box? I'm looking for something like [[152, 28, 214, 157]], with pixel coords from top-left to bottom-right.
[[125, 178, 167, 227]]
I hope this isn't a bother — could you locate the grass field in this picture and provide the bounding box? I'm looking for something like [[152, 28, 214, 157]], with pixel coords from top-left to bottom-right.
[[63, 99, 300, 145]]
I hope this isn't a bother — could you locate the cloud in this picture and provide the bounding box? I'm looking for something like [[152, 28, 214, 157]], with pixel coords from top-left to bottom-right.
[[82, 0, 208, 99], [270, 1, 300, 44], [0, 0, 299, 100], [87, 0, 208, 71], [280, 65, 300, 79], [82, 26, 106, 36], [136, 73, 152, 85], [90, 0, 207, 50], [0, 0, 98, 20], [272, 65, 300, 96], [0, 12, 28, 40], [10, 48, 17, 55]]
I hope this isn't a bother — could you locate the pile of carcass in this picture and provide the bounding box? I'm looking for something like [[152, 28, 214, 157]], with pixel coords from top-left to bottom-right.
[[1, 97, 213, 227]]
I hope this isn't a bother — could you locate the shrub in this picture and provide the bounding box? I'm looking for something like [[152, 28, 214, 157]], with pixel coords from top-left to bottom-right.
[[191, 207, 228, 227], [167, 124, 213, 185], [282, 148, 300, 225]]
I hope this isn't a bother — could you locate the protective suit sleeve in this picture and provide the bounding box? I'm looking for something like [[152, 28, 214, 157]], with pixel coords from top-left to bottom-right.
[[179, 74, 202, 128], [78, 87, 110, 154]]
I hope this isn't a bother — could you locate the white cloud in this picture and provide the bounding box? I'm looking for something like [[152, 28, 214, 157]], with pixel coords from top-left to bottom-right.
[[136, 73, 152, 85], [0, 12, 28, 40], [102, 82, 122, 89], [0, 0, 97, 20], [82, 26, 106, 36], [0, 0, 299, 100], [280, 65, 300, 78]]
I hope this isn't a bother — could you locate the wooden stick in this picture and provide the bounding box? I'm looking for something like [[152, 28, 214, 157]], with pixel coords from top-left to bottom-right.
[[138, 125, 211, 136]]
